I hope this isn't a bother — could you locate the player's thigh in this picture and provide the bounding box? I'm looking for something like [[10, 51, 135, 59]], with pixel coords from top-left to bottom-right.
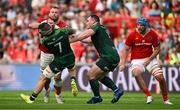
[[96, 58, 118, 72], [131, 59, 145, 76], [42, 66, 55, 78], [89, 58, 117, 79], [54, 73, 62, 80], [49, 55, 75, 74], [146, 58, 159, 72], [87, 63, 104, 79]]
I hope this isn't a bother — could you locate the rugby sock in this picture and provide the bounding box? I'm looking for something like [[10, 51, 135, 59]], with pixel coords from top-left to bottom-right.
[[54, 85, 62, 96], [30, 92, 38, 101], [71, 76, 76, 82], [162, 93, 168, 101], [143, 88, 151, 97], [100, 76, 117, 91], [89, 79, 100, 96], [44, 79, 51, 90]]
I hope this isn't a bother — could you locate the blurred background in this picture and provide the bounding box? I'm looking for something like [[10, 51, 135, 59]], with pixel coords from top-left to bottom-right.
[[0, 0, 179, 92]]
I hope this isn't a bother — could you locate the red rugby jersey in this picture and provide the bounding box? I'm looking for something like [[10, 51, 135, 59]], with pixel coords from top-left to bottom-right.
[[125, 29, 160, 60]]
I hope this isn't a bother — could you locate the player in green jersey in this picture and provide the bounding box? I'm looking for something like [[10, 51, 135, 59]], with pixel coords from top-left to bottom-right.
[[20, 22, 77, 104], [70, 15, 124, 104]]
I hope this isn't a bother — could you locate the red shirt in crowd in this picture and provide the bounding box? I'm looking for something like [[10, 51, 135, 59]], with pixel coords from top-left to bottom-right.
[[125, 29, 160, 60]]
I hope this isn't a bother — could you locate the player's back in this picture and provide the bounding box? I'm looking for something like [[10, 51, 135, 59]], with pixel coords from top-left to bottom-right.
[[41, 28, 73, 56], [91, 24, 119, 62]]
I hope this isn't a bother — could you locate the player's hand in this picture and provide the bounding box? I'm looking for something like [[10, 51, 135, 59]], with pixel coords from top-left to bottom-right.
[[119, 64, 125, 72], [143, 59, 150, 67]]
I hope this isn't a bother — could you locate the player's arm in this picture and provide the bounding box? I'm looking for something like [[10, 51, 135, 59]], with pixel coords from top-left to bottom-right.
[[81, 37, 92, 44], [144, 45, 160, 66], [119, 45, 131, 71], [69, 29, 95, 43], [28, 22, 40, 29]]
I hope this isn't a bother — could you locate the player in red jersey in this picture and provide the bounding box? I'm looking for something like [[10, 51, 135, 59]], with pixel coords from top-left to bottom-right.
[[29, 6, 78, 104], [120, 17, 172, 105]]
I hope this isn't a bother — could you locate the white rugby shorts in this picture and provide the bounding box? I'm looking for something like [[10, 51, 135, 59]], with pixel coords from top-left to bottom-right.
[[131, 58, 159, 73], [40, 51, 54, 71]]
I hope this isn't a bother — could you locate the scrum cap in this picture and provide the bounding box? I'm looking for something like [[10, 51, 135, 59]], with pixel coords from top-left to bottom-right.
[[38, 22, 53, 36], [136, 17, 149, 28]]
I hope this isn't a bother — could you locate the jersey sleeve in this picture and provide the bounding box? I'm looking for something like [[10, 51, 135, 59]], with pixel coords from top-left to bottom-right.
[[90, 24, 99, 32], [37, 18, 47, 23], [65, 28, 75, 35], [57, 20, 66, 28], [125, 31, 134, 47]]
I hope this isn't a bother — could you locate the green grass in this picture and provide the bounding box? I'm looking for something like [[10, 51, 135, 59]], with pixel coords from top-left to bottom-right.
[[0, 91, 179, 110]]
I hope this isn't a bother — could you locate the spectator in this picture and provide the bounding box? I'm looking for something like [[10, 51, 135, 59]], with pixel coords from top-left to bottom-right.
[[169, 42, 180, 65], [148, 1, 161, 17]]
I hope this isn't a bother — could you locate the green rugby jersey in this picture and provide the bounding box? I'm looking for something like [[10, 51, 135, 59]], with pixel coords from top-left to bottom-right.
[[41, 28, 74, 56], [91, 23, 119, 60]]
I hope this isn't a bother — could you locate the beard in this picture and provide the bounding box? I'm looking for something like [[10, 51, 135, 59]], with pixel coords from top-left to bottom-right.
[[49, 16, 58, 22], [138, 28, 146, 34]]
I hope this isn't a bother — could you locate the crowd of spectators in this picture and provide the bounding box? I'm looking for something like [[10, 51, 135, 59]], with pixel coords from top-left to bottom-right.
[[0, 0, 180, 65]]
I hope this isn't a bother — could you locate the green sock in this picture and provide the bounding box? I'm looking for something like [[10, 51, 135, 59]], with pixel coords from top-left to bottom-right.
[[30, 92, 38, 101], [89, 79, 100, 97], [100, 76, 117, 91], [71, 76, 76, 82]]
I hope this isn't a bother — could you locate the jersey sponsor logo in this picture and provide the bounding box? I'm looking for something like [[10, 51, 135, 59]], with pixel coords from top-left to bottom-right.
[[47, 36, 63, 45], [104, 66, 110, 71], [148, 36, 153, 41], [135, 43, 152, 46], [52, 38, 56, 41]]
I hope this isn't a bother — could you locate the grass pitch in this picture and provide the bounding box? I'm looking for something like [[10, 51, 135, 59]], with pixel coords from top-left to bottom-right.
[[0, 91, 179, 110]]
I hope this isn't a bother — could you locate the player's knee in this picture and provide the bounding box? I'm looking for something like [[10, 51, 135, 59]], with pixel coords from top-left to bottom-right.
[[68, 66, 76, 72], [155, 74, 165, 83], [151, 67, 163, 77], [40, 74, 48, 82], [87, 71, 96, 80], [131, 65, 145, 76], [132, 68, 142, 76], [54, 80, 62, 87], [54, 73, 61, 80], [42, 67, 54, 79]]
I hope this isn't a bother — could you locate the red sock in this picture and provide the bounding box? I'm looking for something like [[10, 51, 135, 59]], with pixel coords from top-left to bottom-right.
[[162, 93, 168, 101], [54, 85, 61, 96], [143, 88, 151, 97], [44, 82, 50, 90]]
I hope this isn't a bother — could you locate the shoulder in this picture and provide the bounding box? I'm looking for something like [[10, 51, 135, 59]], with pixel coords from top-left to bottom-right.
[[91, 23, 103, 32], [149, 29, 159, 38], [128, 29, 136, 37], [37, 18, 47, 23], [57, 20, 66, 28], [55, 28, 74, 34]]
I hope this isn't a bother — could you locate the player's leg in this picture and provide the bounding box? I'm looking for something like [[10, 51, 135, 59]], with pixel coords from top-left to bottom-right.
[[96, 59, 123, 104], [135, 75, 153, 104], [68, 65, 78, 96], [147, 59, 172, 105], [131, 59, 153, 104], [20, 66, 55, 104], [40, 51, 54, 103], [151, 67, 173, 105], [53, 73, 63, 104], [86, 63, 103, 104]]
